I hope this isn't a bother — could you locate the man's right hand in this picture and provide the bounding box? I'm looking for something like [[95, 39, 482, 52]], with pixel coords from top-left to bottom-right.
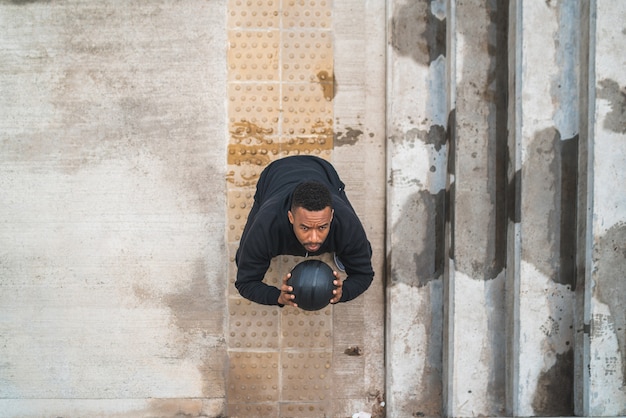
[[278, 272, 297, 307]]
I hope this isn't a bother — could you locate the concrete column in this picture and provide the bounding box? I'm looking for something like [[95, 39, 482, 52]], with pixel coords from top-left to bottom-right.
[[580, 1, 626, 415], [444, 0, 508, 415], [386, 0, 447, 416], [508, 1, 580, 416]]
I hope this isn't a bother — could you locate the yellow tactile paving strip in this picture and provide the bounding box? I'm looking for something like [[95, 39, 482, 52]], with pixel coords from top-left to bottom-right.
[[226, 1, 334, 415]]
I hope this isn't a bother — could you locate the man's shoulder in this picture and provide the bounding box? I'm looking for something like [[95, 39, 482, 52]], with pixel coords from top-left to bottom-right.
[[254, 199, 286, 223]]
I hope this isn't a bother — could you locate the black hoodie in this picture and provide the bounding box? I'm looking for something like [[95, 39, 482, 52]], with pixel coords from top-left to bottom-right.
[[235, 155, 374, 306]]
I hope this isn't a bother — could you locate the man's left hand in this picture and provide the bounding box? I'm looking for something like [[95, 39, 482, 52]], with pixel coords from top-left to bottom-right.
[[330, 271, 343, 304]]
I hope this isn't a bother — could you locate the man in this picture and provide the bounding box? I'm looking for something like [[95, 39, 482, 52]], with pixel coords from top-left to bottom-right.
[[235, 155, 374, 307]]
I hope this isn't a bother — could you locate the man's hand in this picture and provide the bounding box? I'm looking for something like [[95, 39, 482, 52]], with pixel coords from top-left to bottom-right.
[[330, 271, 343, 304], [278, 272, 297, 307]]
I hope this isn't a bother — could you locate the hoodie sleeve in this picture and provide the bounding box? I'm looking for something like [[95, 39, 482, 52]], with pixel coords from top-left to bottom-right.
[[235, 212, 283, 306], [333, 209, 374, 303]]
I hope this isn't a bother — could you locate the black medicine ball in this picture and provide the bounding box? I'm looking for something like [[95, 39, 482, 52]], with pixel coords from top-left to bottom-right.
[[288, 260, 335, 311]]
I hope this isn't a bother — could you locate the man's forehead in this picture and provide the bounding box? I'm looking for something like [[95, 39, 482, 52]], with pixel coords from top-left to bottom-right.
[[292, 206, 333, 223]]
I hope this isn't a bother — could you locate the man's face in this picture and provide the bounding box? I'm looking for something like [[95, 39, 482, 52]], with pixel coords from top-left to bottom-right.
[[288, 206, 334, 253]]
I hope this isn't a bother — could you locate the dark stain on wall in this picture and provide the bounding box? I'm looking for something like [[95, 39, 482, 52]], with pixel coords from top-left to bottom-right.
[[391, 0, 446, 65], [523, 128, 578, 288], [597, 78, 626, 134], [593, 222, 626, 385], [425, 124, 446, 151], [390, 189, 445, 287], [334, 126, 363, 146], [391, 124, 446, 151], [163, 259, 222, 333], [532, 349, 574, 415], [414, 189, 446, 286]]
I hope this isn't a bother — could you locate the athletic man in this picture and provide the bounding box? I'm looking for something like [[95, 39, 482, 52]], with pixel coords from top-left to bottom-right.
[[235, 155, 374, 307]]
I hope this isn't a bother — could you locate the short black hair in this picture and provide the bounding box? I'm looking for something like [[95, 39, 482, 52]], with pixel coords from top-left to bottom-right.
[[291, 181, 332, 212]]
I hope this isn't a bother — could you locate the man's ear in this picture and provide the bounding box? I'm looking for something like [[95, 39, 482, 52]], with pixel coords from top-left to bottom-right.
[[288, 210, 294, 224]]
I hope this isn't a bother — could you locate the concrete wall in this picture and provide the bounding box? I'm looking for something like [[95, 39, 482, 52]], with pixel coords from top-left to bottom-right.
[[386, 0, 626, 417], [1, 0, 625, 417], [1, 1, 229, 416]]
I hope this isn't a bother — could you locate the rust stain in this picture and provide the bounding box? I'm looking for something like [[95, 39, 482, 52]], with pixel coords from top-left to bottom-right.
[[228, 119, 333, 167], [225, 169, 262, 188], [316, 70, 335, 101], [229, 120, 277, 166]]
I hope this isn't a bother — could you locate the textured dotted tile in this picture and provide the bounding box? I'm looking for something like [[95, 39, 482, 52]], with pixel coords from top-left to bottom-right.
[[281, 82, 333, 157], [228, 30, 280, 81], [226, 0, 337, 412], [282, 83, 333, 135], [229, 83, 280, 131], [226, 162, 267, 188], [227, 351, 280, 403], [280, 351, 332, 402], [228, 89, 282, 166], [229, 299, 280, 349], [279, 401, 330, 418], [227, 402, 278, 418], [281, 31, 333, 82], [227, 189, 254, 242], [282, 0, 332, 30], [281, 307, 333, 349], [228, 0, 280, 29]]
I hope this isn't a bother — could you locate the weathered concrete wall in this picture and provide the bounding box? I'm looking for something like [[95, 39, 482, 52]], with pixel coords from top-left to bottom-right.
[[387, 0, 625, 417], [582, 0, 626, 415], [386, 0, 447, 415], [0, 1, 228, 416]]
